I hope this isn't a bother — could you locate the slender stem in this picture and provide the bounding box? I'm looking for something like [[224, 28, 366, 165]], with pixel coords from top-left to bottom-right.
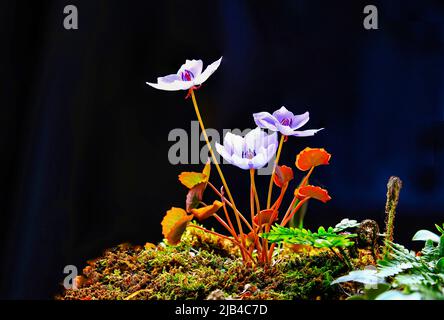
[[190, 90, 246, 249], [221, 197, 237, 240], [281, 197, 311, 227], [270, 183, 288, 221], [213, 214, 238, 239], [300, 166, 314, 187], [250, 172, 256, 226], [250, 169, 261, 214], [249, 177, 261, 260], [208, 182, 254, 232], [266, 135, 286, 209]]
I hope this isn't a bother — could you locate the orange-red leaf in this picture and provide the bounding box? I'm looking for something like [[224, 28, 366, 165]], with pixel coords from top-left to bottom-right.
[[295, 147, 331, 171], [253, 209, 278, 226], [191, 200, 223, 221], [185, 182, 205, 212], [178, 160, 211, 189], [161, 207, 193, 245], [245, 231, 257, 247], [178, 172, 207, 189], [295, 185, 331, 203], [273, 165, 294, 188], [202, 159, 211, 181]]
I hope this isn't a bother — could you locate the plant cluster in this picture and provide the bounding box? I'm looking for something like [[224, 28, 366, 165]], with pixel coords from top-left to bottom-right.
[[147, 57, 331, 266], [332, 224, 444, 300]]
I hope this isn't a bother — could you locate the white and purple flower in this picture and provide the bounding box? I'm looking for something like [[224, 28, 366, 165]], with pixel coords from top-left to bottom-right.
[[215, 128, 278, 170], [146, 57, 222, 91], [253, 106, 323, 137]]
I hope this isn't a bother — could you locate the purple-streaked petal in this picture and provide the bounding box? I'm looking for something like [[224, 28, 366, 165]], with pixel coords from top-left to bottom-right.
[[263, 131, 278, 149], [272, 106, 294, 123], [158, 74, 180, 83], [253, 112, 279, 131], [177, 59, 203, 79], [290, 111, 310, 129], [265, 143, 278, 162], [146, 80, 193, 91], [275, 122, 297, 136], [288, 128, 324, 137], [194, 57, 223, 86]]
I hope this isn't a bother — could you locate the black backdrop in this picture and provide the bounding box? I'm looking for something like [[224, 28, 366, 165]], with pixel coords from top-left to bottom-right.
[[1, 0, 443, 299]]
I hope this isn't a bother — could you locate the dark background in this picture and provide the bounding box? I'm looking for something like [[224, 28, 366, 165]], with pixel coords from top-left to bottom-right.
[[1, 0, 443, 299]]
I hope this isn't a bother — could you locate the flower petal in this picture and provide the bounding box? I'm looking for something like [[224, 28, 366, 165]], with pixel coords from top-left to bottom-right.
[[265, 142, 278, 163], [146, 79, 193, 91], [158, 74, 180, 83], [295, 185, 331, 203], [290, 111, 310, 129], [264, 131, 278, 149], [194, 57, 223, 85], [244, 127, 264, 152], [231, 154, 251, 170], [272, 106, 294, 123], [226, 132, 244, 157], [215, 142, 233, 164], [289, 128, 324, 137], [177, 59, 203, 78], [253, 112, 279, 131], [250, 152, 267, 169], [295, 147, 331, 171]]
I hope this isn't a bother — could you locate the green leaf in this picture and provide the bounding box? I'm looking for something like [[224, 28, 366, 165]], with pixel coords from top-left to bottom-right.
[[346, 295, 367, 300], [365, 283, 391, 300], [261, 224, 356, 249], [437, 258, 444, 273]]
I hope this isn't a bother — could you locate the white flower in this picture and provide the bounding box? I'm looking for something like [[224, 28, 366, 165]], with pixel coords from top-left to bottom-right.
[[215, 127, 278, 170], [146, 57, 223, 91]]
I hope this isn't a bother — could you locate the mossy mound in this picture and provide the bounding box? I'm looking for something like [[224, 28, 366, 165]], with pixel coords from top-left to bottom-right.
[[57, 227, 376, 300]]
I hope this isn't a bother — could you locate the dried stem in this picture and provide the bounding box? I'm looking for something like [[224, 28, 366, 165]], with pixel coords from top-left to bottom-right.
[[383, 176, 403, 257]]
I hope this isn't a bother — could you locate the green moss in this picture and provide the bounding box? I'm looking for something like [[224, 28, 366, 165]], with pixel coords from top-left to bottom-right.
[[57, 228, 374, 300]]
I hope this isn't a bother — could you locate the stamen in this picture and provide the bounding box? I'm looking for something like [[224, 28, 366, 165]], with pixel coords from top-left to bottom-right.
[[281, 118, 292, 126], [181, 69, 195, 81], [243, 149, 256, 159]]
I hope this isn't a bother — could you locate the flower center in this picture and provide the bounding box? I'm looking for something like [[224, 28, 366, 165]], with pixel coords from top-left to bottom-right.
[[181, 69, 195, 81], [243, 149, 256, 159], [281, 118, 292, 126]]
